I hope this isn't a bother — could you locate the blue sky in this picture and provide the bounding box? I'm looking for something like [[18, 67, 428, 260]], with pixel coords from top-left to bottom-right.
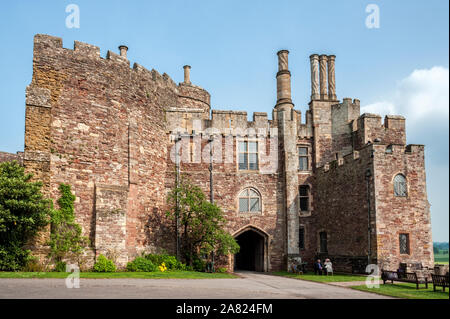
[[0, 0, 448, 241]]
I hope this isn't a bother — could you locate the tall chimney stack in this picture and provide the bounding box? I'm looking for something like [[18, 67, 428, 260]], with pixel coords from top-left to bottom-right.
[[183, 65, 191, 84], [118, 45, 128, 58], [310, 54, 320, 101], [319, 55, 328, 100], [328, 55, 336, 100], [276, 50, 293, 109]]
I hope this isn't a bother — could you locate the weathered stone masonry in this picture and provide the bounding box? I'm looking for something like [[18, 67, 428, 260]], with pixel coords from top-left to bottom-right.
[[17, 34, 433, 272]]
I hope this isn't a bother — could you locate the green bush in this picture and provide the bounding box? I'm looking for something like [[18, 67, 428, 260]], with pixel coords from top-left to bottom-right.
[[0, 161, 52, 270], [126, 257, 157, 272], [216, 267, 228, 273], [93, 254, 116, 272], [54, 261, 66, 272], [192, 257, 205, 272], [144, 253, 187, 270]]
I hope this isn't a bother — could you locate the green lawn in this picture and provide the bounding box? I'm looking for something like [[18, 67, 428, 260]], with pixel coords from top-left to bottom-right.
[[271, 271, 368, 283], [435, 252, 449, 264], [0, 271, 237, 279], [352, 282, 449, 299]]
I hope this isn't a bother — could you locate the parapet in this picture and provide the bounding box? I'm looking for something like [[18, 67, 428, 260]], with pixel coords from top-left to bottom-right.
[[74, 41, 100, 58], [211, 110, 248, 131], [353, 112, 406, 149], [32, 34, 178, 91], [177, 82, 211, 113], [331, 98, 361, 136]]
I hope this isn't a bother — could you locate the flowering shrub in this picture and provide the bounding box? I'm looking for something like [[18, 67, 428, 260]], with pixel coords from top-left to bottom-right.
[[158, 262, 167, 272], [144, 254, 187, 270]]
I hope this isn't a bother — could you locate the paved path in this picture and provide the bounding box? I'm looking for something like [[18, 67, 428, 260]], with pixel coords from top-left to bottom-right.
[[0, 272, 390, 299]]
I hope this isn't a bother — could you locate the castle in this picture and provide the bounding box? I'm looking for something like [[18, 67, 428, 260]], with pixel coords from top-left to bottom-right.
[[7, 34, 435, 272]]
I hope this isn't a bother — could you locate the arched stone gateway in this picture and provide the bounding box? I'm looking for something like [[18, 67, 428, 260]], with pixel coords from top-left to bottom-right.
[[233, 226, 269, 272]]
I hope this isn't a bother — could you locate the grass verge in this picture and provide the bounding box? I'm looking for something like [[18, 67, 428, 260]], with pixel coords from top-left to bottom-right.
[[352, 282, 449, 299], [0, 271, 237, 279], [271, 271, 368, 283]]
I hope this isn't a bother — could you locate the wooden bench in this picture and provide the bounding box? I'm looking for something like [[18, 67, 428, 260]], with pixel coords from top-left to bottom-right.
[[431, 274, 449, 292], [381, 270, 428, 289]]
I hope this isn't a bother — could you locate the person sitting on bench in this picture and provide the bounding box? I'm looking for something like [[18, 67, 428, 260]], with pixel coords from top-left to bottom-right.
[[324, 258, 333, 275], [313, 259, 324, 275]]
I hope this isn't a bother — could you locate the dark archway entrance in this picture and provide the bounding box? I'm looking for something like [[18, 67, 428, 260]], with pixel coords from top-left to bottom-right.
[[234, 230, 265, 272]]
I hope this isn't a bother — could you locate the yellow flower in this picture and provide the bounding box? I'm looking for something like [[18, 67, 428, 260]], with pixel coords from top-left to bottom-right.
[[159, 262, 167, 272]]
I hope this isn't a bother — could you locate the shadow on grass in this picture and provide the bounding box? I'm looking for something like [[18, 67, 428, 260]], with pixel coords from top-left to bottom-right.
[[352, 282, 449, 299]]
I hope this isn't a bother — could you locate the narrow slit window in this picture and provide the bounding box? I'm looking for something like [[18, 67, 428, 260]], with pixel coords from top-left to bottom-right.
[[399, 233, 410, 254], [299, 226, 305, 250], [299, 185, 310, 211], [319, 231, 328, 253]]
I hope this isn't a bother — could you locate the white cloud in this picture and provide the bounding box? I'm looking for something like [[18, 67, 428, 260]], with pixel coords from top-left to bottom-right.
[[362, 66, 449, 124], [362, 66, 449, 241]]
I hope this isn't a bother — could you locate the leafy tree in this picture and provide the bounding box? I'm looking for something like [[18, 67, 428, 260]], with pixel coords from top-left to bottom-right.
[[47, 183, 89, 268], [166, 177, 239, 267], [0, 161, 52, 270]]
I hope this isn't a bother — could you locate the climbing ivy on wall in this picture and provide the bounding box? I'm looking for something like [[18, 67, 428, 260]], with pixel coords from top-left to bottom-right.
[[47, 183, 89, 268]]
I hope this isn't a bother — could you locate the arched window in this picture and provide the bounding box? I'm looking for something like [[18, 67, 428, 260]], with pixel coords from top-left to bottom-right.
[[238, 188, 261, 212], [393, 174, 407, 197]]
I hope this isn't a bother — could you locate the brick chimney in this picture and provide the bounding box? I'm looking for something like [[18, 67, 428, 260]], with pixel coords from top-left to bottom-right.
[[319, 54, 328, 100], [118, 45, 128, 58], [275, 50, 293, 110], [183, 65, 191, 84]]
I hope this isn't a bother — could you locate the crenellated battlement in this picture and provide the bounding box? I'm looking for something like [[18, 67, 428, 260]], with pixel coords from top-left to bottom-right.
[[353, 112, 406, 149], [33, 34, 178, 92], [317, 142, 423, 175]]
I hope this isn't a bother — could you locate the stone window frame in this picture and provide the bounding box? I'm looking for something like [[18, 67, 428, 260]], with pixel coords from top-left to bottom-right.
[[398, 232, 411, 255], [299, 224, 306, 250], [236, 137, 260, 173], [297, 144, 311, 173], [236, 187, 263, 215], [298, 184, 312, 216], [392, 173, 408, 198]]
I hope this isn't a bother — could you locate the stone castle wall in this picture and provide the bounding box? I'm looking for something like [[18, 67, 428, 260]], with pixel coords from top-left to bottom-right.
[[373, 144, 434, 270], [301, 146, 376, 273], [25, 34, 179, 266], [18, 34, 433, 273]]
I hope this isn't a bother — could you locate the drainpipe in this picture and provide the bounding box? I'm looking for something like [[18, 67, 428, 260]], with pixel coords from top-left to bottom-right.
[[365, 168, 372, 267], [208, 136, 215, 270], [208, 136, 214, 204], [175, 134, 182, 261]]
